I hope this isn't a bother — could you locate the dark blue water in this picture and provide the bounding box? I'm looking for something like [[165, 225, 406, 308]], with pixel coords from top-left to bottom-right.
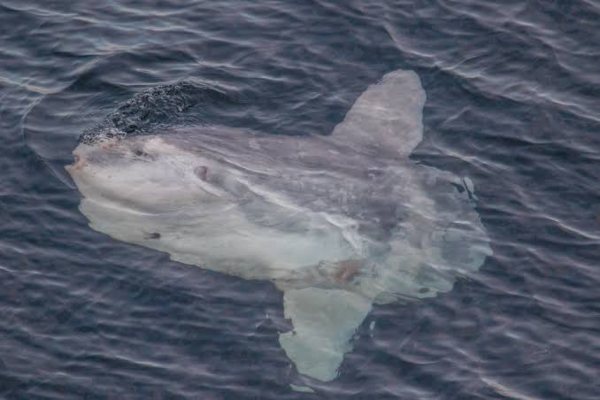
[[1, 1, 599, 398]]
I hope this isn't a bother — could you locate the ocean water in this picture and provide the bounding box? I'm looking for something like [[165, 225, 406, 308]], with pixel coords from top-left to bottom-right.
[[1, 0, 599, 399]]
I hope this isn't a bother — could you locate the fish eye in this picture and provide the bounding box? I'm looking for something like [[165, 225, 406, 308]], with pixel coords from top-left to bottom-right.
[[195, 166, 209, 181]]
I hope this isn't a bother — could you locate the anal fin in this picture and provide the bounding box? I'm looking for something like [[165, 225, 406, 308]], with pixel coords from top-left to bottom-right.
[[279, 287, 372, 381]]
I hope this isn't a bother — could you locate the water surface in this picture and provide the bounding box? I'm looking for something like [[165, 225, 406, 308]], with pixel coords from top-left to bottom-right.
[[1, 0, 599, 398]]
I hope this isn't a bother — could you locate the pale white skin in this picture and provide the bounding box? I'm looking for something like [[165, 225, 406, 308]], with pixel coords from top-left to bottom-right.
[[66, 70, 491, 384]]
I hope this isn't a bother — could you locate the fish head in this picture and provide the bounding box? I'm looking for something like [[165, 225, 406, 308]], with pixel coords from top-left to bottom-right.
[[65, 135, 234, 214]]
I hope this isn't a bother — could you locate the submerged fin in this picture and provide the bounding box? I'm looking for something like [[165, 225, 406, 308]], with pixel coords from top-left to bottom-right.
[[279, 288, 372, 381], [332, 69, 425, 158]]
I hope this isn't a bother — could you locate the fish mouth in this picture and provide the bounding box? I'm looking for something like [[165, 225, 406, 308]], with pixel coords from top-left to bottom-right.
[[65, 153, 87, 173]]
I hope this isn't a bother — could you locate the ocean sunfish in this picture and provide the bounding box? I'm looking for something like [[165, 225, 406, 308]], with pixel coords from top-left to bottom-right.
[[66, 69, 491, 383]]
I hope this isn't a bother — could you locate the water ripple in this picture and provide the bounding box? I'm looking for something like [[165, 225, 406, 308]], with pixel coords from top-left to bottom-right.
[[1, 0, 598, 398]]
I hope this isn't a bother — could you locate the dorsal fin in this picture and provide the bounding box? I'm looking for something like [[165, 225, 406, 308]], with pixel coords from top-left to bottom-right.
[[332, 69, 425, 158]]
